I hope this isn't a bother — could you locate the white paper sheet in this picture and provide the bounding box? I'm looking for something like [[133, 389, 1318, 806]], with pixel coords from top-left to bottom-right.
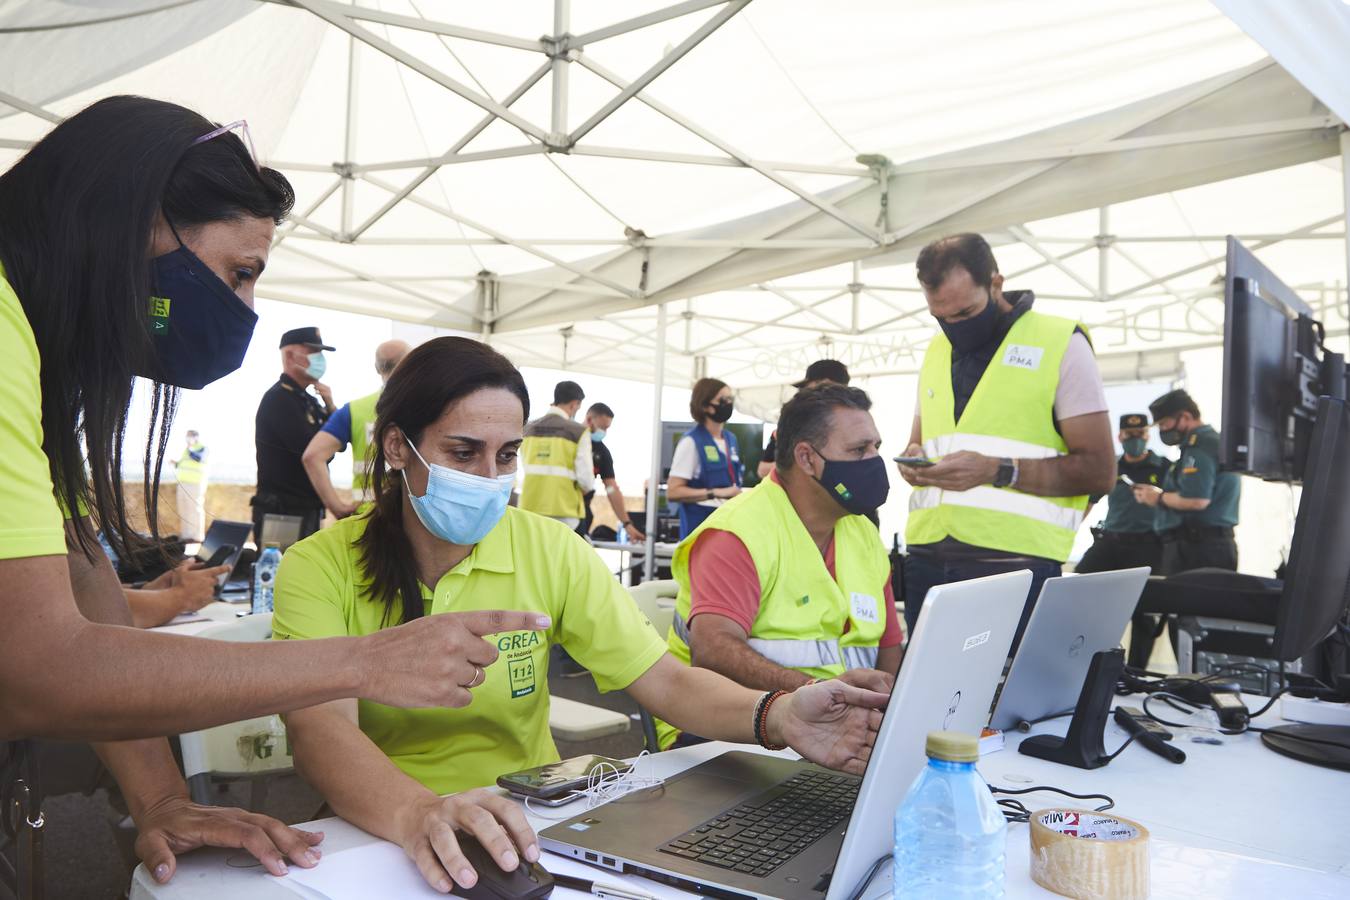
[[279, 842, 695, 900]]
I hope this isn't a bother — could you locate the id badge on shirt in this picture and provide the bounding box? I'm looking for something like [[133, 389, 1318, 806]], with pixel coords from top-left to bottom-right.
[[850, 592, 880, 625]]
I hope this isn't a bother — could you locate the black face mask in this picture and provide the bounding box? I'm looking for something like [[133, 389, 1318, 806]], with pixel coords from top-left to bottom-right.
[[709, 399, 734, 423], [136, 242, 258, 389], [938, 293, 1000, 354], [812, 449, 890, 516]]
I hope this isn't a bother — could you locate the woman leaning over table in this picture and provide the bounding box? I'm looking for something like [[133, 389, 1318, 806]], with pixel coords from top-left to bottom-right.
[[0, 96, 546, 884]]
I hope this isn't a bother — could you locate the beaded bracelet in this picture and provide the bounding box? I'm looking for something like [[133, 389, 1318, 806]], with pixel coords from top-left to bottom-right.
[[754, 690, 789, 751]]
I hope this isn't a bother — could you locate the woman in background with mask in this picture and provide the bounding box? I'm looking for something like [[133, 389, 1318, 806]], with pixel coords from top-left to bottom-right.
[[666, 377, 744, 538], [274, 337, 889, 895], [0, 96, 545, 884]]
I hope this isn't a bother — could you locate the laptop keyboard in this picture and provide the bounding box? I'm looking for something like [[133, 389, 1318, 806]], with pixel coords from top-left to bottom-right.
[[658, 770, 859, 878]]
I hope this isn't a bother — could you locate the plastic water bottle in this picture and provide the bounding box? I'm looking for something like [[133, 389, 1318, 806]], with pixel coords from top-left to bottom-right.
[[893, 731, 1007, 898], [252, 543, 282, 615]]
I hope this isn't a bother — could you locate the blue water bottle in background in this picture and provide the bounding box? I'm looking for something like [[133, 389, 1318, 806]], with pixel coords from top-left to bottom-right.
[[252, 543, 282, 615], [893, 731, 1007, 898]]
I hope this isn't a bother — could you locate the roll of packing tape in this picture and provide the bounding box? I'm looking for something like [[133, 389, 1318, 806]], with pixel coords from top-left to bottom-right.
[[1029, 808, 1149, 900]]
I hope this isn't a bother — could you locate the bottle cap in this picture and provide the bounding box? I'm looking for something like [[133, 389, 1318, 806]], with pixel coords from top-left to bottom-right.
[[925, 730, 979, 762], [263, 541, 281, 549]]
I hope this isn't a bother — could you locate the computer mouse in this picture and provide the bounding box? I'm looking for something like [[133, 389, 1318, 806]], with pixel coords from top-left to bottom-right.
[[450, 832, 554, 900]]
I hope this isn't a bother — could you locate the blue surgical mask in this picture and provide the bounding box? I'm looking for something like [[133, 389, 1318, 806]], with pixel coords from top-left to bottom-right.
[[812, 449, 890, 515], [591, 429, 607, 443], [137, 243, 258, 389], [401, 433, 514, 545], [305, 351, 327, 380], [938, 293, 1000, 354]]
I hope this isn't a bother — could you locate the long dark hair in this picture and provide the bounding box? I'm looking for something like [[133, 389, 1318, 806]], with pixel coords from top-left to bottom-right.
[[358, 337, 530, 625], [0, 95, 294, 559]]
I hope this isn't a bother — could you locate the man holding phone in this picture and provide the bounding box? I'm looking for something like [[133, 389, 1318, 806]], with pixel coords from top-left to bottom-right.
[[896, 234, 1115, 651]]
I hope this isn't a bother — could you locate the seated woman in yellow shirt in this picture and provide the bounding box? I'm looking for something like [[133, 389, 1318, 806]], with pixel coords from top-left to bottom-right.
[[275, 337, 890, 895]]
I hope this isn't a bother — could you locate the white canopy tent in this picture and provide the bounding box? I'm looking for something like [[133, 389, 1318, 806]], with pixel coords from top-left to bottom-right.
[[2, 0, 1348, 576]]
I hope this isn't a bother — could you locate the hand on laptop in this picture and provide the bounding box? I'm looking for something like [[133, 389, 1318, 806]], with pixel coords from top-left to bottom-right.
[[768, 680, 890, 776]]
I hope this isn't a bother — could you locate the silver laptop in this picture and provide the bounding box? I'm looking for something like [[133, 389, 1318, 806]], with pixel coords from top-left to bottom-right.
[[989, 567, 1150, 732], [540, 569, 1032, 900]]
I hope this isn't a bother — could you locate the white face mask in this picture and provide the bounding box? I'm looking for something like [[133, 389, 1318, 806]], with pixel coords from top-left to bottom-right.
[[401, 433, 515, 545]]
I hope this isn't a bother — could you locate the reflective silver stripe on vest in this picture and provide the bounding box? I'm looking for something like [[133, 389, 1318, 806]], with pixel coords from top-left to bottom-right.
[[910, 485, 1084, 531], [842, 645, 879, 670], [746, 637, 842, 669], [673, 612, 692, 645], [675, 614, 875, 671], [922, 434, 1060, 461], [521, 464, 577, 480]]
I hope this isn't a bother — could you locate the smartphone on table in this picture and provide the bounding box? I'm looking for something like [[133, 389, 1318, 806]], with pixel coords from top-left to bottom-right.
[[497, 755, 632, 807]]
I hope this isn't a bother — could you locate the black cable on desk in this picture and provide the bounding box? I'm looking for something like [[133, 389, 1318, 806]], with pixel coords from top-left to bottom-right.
[[989, 785, 1116, 824]]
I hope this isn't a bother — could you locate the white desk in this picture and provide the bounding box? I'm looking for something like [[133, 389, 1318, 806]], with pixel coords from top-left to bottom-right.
[[129, 698, 1350, 899], [149, 599, 248, 636]]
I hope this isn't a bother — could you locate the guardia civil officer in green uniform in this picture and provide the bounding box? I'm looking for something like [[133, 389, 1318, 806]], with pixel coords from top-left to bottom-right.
[[303, 339, 412, 519], [1132, 389, 1240, 574], [1077, 413, 1171, 575]]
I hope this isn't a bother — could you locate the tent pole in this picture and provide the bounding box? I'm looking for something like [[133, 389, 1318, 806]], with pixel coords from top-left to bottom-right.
[[1097, 206, 1109, 300], [1342, 131, 1349, 294], [341, 34, 360, 238], [643, 302, 668, 582], [551, 0, 569, 140]]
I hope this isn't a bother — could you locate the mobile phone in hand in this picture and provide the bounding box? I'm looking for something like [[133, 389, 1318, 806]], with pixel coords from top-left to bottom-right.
[[1118, 474, 1135, 487], [894, 456, 935, 468]]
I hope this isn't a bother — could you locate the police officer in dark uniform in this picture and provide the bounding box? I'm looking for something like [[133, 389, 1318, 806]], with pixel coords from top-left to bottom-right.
[[1133, 388, 1241, 574], [1078, 413, 1170, 574], [253, 326, 337, 542], [1077, 412, 1172, 666]]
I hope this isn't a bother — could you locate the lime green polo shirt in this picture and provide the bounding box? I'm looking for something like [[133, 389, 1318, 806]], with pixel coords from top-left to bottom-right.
[[0, 267, 66, 559], [271, 508, 669, 795]]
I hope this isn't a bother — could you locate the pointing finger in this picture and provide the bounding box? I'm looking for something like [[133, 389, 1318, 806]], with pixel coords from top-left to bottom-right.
[[457, 610, 551, 637]]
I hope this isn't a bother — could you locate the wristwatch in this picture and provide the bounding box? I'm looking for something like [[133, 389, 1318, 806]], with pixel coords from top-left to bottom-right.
[[993, 457, 1017, 488], [706, 489, 716, 501]]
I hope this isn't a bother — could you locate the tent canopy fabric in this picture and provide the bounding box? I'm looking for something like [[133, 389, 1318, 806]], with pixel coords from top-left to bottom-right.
[[1, 0, 1346, 407]]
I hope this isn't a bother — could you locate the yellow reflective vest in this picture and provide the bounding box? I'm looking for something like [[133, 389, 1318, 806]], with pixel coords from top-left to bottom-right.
[[519, 413, 586, 519], [907, 310, 1089, 562], [176, 443, 207, 485], [657, 476, 891, 747]]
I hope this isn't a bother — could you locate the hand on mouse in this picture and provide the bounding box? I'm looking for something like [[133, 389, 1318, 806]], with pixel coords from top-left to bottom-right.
[[395, 788, 540, 894]]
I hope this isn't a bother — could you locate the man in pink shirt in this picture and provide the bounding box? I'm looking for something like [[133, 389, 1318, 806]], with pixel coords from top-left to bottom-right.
[[660, 385, 902, 751]]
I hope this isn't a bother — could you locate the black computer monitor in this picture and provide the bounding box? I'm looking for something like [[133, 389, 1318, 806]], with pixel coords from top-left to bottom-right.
[[1262, 396, 1350, 769], [1274, 397, 1350, 662], [1220, 237, 1311, 480]]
